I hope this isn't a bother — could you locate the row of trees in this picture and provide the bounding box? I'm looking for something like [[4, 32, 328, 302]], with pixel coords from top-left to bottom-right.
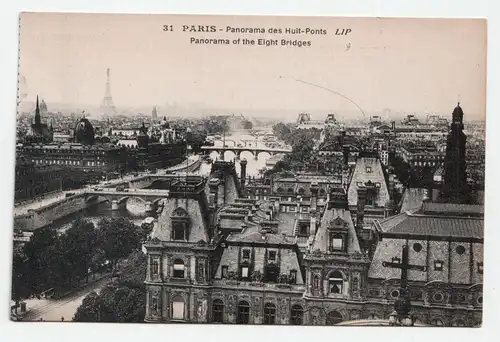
[[263, 123, 323, 177], [11, 217, 151, 307], [73, 250, 147, 322]]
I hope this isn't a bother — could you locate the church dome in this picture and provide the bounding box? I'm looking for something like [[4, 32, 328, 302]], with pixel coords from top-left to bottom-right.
[[74, 117, 95, 145]]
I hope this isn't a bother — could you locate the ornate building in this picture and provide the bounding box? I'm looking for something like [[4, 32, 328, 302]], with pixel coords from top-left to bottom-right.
[[367, 202, 483, 327], [143, 103, 483, 327]]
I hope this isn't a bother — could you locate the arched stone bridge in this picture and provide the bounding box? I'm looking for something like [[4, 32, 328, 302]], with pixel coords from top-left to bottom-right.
[[85, 189, 171, 211], [200, 146, 292, 160]]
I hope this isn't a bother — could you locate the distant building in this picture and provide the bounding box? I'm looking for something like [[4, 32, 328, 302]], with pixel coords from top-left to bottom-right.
[[152, 106, 158, 121], [25, 96, 53, 144], [402, 114, 419, 126], [14, 155, 62, 201]]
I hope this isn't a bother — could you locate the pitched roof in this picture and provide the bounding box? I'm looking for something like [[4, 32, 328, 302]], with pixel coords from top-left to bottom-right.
[[419, 202, 484, 216], [379, 212, 483, 239]]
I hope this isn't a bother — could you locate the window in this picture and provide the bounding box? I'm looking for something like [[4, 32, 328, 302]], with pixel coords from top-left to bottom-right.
[[289, 270, 297, 284], [268, 251, 276, 262], [365, 166, 372, 173], [326, 311, 343, 325], [477, 262, 483, 274], [173, 259, 185, 278], [299, 224, 308, 236], [212, 299, 224, 323], [413, 243, 422, 253], [172, 223, 186, 241], [290, 305, 303, 325], [237, 301, 250, 324], [263, 303, 276, 324], [172, 295, 185, 320], [242, 249, 250, 260], [456, 245, 466, 255], [328, 271, 344, 294], [390, 289, 400, 298], [329, 233, 344, 252], [197, 260, 206, 282], [241, 266, 249, 278], [221, 266, 228, 279], [433, 292, 444, 302], [434, 260, 444, 271]]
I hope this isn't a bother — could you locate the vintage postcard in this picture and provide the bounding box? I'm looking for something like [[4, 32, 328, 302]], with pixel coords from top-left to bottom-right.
[[11, 13, 486, 327]]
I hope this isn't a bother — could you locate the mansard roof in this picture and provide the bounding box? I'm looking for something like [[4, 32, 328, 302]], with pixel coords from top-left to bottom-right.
[[347, 156, 390, 207], [311, 205, 361, 253], [227, 230, 295, 245]]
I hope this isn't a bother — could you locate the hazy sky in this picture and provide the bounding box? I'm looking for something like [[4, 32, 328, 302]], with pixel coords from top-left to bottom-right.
[[18, 13, 486, 118]]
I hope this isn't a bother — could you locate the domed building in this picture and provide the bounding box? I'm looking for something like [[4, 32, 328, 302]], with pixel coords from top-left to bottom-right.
[[74, 117, 95, 145]]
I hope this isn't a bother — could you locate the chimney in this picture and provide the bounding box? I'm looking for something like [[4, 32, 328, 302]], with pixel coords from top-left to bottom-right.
[[240, 159, 247, 191], [384, 200, 394, 219], [423, 185, 432, 203], [342, 145, 350, 166], [268, 205, 274, 220], [208, 178, 220, 209], [356, 186, 367, 227], [310, 182, 319, 214], [388, 174, 395, 199], [340, 130, 346, 146], [310, 216, 317, 237], [296, 196, 301, 218]]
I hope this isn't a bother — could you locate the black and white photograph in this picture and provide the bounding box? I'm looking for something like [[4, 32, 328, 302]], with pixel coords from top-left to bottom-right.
[[10, 12, 486, 327]]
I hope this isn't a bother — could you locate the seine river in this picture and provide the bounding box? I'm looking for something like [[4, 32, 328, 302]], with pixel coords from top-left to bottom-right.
[[51, 129, 285, 231]]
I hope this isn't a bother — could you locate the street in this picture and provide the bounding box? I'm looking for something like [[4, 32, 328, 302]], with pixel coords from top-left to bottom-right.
[[21, 276, 110, 322]]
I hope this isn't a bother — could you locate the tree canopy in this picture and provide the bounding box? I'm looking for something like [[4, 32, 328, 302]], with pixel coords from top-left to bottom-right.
[[12, 217, 142, 301], [73, 250, 147, 323]]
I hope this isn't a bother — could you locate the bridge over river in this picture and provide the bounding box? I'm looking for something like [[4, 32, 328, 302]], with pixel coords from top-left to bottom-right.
[[85, 188, 171, 211], [200, 145, 292, 160]]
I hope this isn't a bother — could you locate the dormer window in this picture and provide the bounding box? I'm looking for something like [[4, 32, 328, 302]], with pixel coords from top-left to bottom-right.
[[171, 207, 190, 241], [434, 260, 443, 271], [172, 222, 187, 241], [329, 233, 345, 252], [299, 223, 308, 236], [242, 249, 250, 260], [391, 257, 401, 264], [366, 166, 372, 173], [477, 262, 483, 274]]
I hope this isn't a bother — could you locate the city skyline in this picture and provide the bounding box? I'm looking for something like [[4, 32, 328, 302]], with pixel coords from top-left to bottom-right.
[[18, 13, 486, 119]]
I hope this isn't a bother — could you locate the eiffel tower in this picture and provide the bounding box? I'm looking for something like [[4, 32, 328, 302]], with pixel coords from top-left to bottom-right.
[[100, 68, 116, 117]]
